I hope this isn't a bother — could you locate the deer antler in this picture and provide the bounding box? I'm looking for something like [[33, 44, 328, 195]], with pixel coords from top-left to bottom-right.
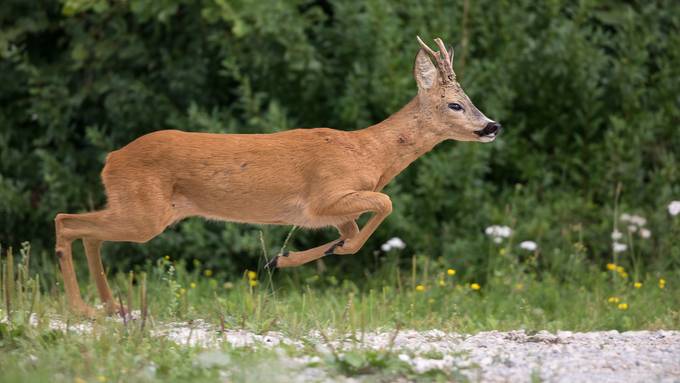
[[416, 36, 456, 84]]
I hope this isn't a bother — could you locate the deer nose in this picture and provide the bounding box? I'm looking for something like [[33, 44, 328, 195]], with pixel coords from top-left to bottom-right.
[[483, 122, 501, 135]]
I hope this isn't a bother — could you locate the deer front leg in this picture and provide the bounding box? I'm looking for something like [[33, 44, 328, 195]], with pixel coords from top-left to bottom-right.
[[272, 191, 391, 268]]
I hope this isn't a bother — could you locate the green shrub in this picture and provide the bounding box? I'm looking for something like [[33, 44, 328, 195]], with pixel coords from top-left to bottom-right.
[[0, 0, 678, 277]]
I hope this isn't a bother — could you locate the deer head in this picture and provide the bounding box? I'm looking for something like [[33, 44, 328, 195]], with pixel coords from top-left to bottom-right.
[[414, 36, 501, 143]]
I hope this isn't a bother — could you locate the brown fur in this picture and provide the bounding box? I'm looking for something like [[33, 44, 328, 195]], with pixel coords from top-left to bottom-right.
[[54, 37, 499, 316]]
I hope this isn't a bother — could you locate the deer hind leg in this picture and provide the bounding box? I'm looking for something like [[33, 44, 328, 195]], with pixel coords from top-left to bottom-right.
[[83, 239, 120, 315], [55, 206, 172, 316], [273, 191, 392, 268], [54, 217, 94, 317]]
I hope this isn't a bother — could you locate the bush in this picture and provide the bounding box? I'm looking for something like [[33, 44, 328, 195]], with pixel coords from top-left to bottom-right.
[[1, 0, 679, 276]]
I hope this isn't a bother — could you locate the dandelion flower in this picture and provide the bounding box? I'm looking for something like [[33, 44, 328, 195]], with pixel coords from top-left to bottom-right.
[[634, 282, 642, 289], [620, 272, 629, 279], [164, 255, 170, 261], [438, 279, 446, 287], [204, 269, 213, 277], [618, 303, 629, 310], [447, 268, 456, 276], [179, 288, 186, 295], [606, 263, 617, 271], [247, 270, 257, 280], [613, 242, 627, 253], [611, 230, 623, 240], [616, 266, 625, 273], [669, 201, 680, 216], [470, 283, 481, 290], [519, 241, 538, 251], [249, 279, 258, 287], [190, 282, 197, 289], [659, 278, 666, 289], [607, 296, 620, 303], [639, 228, 651, 239], [381, 237, 406, 252], [415, 284, 426, 292]]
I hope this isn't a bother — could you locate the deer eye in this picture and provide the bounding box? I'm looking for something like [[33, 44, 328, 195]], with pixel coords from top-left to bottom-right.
[[448, 103, 464, 111]]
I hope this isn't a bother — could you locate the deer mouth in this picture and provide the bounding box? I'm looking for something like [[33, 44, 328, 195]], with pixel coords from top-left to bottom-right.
[[474, 122, 502, 142]]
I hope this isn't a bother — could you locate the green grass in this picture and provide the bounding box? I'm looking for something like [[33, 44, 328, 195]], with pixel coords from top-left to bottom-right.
[[1, 241, 678, 382]]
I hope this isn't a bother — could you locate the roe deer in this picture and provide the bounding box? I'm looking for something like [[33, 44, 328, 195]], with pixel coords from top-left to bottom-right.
[[54, 37, 501, 316]]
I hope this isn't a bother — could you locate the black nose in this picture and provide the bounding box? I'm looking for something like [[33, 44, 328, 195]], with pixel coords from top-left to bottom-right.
[[483, 122, 501, 135]]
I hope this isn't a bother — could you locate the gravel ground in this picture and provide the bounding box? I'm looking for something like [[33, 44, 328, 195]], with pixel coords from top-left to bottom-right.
[[155, 320, 680, 382], [15, 315, 680, 382]]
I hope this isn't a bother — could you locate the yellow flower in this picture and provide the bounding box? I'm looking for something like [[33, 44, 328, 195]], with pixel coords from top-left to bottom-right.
[[179, 288, 186, 295], [619, 272, 629, 279], [164, 255, 170, 261], [97, 376, 107, 383], [659, 278, 666, 289], [606, 263, 616, 271], [616, 266, 625, 273], [415, 284, 426, 292], [618, 303, 629, 310], [438, 279, 446, 287], [204, 269, 213, 277], [249, 279, 258, 287], [190, 282, 197, 289], [634, 282, 642, 289], [470, 283, 481, 290], [607, 296, 620, 304], [247, 270, 257, 280], [514, 283, 524, 291], [447, 268, 456, 276]]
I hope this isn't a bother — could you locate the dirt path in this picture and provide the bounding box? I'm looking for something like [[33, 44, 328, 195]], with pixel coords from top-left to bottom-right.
[[155, 321, 680, 382], [17, 316, 680, 382]]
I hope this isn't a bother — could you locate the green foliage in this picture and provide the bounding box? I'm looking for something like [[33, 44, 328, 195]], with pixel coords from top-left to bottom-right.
[[0, 0, 679, 276]]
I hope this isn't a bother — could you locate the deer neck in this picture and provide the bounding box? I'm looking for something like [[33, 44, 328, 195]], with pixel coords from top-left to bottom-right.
[[360, 97, 444, 189]]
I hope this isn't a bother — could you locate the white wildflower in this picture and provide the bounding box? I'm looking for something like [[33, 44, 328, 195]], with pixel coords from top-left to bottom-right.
[[620, 213, 631, 222], [519, 241, 538, 251], [639, 228, 651, 239], [612, 242, 627, 253], [627, 225, 637, 233], [629, 215, 647, 227], [485, 225, 513, 239], [669, 201, 680, 217], [381, 237, 406, 252], [493, 237, 503, 244], [611, 230, 623, 240]]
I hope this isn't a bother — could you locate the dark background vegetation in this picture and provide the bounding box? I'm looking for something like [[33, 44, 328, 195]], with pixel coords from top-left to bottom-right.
[[1, 0, 679, 279]]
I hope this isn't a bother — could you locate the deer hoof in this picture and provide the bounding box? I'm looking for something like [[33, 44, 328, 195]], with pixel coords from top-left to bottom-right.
[[264, 250, 289, 270], [324, 240, 345, 257], [265, 256, 278, 269]]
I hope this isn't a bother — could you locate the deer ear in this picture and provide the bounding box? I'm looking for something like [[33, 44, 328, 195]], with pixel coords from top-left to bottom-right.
[[414, 48, 438, 91]]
